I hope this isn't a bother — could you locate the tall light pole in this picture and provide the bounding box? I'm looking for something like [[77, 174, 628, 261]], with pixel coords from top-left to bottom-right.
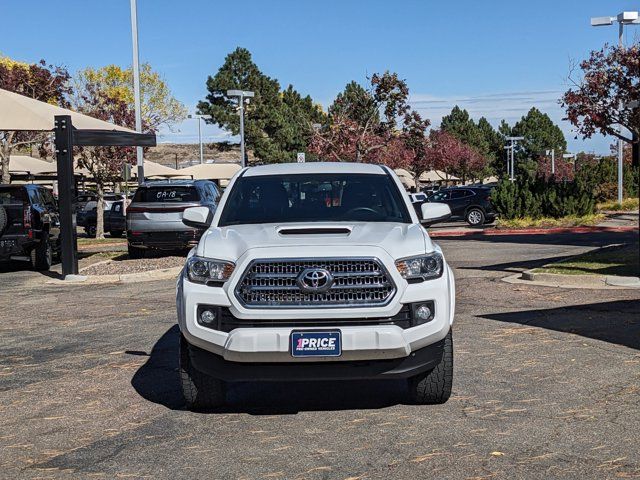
[[130, 0, 144, 184], [505, 136, 524, 181], [188, 114, 212, 164], [226, 90, 254, 168], [591, 11, 639, 204]]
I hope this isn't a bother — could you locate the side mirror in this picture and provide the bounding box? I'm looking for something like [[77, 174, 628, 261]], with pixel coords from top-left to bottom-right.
[[420, 202, 452, 226], [182, 206, 212, 229]]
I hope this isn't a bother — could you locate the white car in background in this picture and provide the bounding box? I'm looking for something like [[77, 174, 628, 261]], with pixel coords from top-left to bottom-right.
[[176, 162, 455, 409]]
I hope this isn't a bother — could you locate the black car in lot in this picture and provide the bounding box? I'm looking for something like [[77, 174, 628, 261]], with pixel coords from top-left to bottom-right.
[[0, 184, 60, 270], [81, 201, 127, 237], [427, 186, 496, 226]]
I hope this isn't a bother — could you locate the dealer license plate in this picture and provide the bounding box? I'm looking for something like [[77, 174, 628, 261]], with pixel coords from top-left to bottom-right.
[[290, 330, 342, 358]]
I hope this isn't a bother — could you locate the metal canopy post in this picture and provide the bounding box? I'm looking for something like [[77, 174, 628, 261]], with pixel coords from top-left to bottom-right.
[[53, 115, 157, 279], [54, 115, 78, 277]]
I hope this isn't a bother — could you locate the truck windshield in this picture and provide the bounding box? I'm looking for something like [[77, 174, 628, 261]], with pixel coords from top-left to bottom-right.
[[219, 173, 411, 226]]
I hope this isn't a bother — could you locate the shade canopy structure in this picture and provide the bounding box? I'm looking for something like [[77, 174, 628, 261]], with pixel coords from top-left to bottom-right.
[[393, 168, 417, 189], [131, 161, 187, 179], [418, 170, 460, 182], [178, 162, 242, 181], [0, 88, 136, 132], [9, 155, 57, 175]]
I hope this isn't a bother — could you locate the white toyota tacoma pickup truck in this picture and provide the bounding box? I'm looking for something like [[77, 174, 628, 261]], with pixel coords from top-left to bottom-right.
[[177, 162, 455, 409]]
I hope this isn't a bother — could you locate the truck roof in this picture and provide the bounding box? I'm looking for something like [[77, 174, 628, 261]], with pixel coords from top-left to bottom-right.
[[243, 162, 387, 177]]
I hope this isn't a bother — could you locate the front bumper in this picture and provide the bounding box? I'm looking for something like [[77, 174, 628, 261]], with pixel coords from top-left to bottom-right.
[[177, 258, 456, 364], [187, 335, 446, 381]]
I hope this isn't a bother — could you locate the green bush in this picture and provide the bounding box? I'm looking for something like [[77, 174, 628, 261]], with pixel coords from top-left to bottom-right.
[[492, 175, 595, 220]]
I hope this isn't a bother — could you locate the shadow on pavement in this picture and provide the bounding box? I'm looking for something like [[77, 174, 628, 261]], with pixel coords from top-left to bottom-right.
[[0, 260, 64, 279], [434, 230, 638, 248], [481, 299, 640, 350], [132, 325, 408, 414]]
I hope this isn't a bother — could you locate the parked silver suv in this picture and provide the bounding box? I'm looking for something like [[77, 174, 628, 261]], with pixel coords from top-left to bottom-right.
[[127, 180, 219, 258]]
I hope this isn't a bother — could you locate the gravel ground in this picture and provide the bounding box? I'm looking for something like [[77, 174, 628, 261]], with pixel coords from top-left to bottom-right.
[[80, 255, 185, 275]]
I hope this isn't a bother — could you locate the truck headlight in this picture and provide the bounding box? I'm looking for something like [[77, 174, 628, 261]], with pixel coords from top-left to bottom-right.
[[395, 252, 443, 281], [187, 256, 235, 284]]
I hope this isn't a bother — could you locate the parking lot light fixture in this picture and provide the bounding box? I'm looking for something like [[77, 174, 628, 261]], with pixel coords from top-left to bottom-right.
[[188, 114, 213, 164], [226, 90, 255, 168], [590, 10, 639, 204]]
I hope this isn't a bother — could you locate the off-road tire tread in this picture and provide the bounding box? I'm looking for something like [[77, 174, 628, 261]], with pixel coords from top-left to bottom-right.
[[409, 330, 453, 404], [31, 236, 52, 271], [179, 334, 225, 410], [0, 206, 7, 234]]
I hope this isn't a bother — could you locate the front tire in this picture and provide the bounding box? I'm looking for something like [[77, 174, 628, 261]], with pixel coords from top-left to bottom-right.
[[31, 237, 52, 271], [466, 208, 485, 226], [109, 230, 123, 238], [407, 330, 453, 405], [180, 334, 225, 410], [85, 225, 97, 237]]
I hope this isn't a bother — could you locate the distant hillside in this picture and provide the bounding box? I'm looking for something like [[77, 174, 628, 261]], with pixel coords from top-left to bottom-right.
[[146, 143, 251, 168]]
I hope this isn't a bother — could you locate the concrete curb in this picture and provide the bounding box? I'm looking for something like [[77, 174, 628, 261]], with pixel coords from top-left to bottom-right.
[[504, 269, 640, 290], [430, 225, 638, 237], [46, 265, 182, 285]]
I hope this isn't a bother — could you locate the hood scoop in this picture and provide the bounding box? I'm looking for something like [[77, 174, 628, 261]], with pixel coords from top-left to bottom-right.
[[277, 226, 352, 236]]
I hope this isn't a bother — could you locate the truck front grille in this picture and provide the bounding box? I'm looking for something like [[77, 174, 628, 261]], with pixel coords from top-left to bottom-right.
[[235, 258, 396, 308]]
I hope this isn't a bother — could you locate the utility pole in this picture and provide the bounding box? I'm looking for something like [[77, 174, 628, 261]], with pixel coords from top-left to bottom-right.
[[226, 90, 254, 168], [130, 0, 144, 184]]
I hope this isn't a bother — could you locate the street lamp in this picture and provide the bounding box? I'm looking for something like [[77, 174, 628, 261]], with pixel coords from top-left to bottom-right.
[[226, 90, 254, 168], [187, 114, 212, 164], [129, 0, 144, 184], [591, 10, 639, 204], [504, 137, 524, 181]]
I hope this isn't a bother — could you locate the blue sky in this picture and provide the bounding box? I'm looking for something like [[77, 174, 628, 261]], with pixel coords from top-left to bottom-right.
[[4, 0, 640, 154]]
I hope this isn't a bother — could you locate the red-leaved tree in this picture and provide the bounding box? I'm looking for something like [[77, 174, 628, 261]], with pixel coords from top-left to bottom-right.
[[415, 130, 488, 184], [74, 82, 147, 238], [0, 57, 71, 183], [562, 43, 639, 144], [308, 72, 429, 168]]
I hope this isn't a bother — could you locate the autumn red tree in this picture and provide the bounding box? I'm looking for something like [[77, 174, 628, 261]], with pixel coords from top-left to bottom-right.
[[308, 71, 430, 168], [536, 155, 575, 182], [74, 82, 148, 238], [562, 43, 639, 145], [415, 130, 488, 184], [0, 57, 71, 183]]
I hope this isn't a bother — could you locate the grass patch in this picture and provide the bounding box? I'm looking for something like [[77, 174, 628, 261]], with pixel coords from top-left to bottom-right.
[[496, 214, 604, 229], [597, 197, 639, 212], [77, 237, 127, 246], [534, 242, 639, 277]]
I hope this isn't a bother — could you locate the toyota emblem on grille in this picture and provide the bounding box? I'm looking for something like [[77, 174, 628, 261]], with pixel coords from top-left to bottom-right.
[[297, 268, 334, 293]]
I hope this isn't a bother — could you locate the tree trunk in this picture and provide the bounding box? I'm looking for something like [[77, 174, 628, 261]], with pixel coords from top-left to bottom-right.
[[1, 133, 14, 184], [95, 181, 106, 240]]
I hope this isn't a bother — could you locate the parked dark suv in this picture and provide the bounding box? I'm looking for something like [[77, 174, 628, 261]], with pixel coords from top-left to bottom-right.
[[0, 184, 60, 270], [126, 180, 219, 258], [427, 186, 496, 226]]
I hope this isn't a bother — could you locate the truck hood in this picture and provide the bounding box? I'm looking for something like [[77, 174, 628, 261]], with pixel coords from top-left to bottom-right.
[[198, 222, 433, 261]]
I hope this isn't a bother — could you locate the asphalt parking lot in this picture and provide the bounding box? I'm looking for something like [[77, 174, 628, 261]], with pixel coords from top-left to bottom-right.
[[1, 231, 638, 479]]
